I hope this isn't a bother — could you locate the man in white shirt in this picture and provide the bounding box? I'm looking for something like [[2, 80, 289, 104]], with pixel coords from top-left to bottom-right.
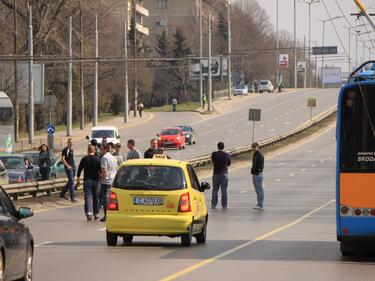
[[100, 143, 119, 222], [125, 139, 142, 160]]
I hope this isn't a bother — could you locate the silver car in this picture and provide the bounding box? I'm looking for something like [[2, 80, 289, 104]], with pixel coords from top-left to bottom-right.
[[259, 80, 274, 93]]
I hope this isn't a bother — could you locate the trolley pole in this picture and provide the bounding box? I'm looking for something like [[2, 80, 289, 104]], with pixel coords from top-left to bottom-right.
[[207, 14, 212, 112], [227, 0, 232, 100], [124, 20, 129, 123], [93, 14, 99, 126]]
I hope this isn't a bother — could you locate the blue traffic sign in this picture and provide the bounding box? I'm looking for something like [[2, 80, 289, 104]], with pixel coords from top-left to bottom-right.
[[46, 124, 56, 135]]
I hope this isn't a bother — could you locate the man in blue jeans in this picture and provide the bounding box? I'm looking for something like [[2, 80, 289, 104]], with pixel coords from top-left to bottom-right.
[[251, 143, 265, 209], [77, 145, 101, 220], [211, 142, 231, 209], [60, 138, 77, 202]]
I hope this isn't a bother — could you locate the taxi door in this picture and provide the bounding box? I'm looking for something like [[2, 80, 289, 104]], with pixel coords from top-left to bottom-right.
[[186, 165, 206, 233]]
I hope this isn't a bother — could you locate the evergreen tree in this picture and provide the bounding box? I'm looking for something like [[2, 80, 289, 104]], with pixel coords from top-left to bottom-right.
[[217, 12, 228, 41], [155, 30, 170, 57], [172, 27, 191, 59]]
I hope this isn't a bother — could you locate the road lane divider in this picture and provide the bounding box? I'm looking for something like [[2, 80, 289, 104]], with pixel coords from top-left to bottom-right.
[[159, 199, 335, 281]]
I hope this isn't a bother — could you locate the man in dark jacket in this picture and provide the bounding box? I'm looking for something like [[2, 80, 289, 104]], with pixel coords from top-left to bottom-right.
[[211, 142, 231, 209], [77, 145, 102, 220], [144, 139, 159, 159], [251, 143, 264, 209]]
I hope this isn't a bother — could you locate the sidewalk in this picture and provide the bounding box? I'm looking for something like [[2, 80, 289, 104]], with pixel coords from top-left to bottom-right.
[[16, 111, 154, 152]]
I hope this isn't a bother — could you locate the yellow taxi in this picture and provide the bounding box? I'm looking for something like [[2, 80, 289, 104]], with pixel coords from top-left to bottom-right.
[[106, 156, 210, 247]]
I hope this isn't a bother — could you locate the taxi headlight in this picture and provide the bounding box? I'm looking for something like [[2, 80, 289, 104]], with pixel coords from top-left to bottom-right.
[[177, 136, 181, 140]]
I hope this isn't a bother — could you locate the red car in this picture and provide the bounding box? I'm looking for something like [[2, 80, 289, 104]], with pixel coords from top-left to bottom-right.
[[157, 127, 186, 150]]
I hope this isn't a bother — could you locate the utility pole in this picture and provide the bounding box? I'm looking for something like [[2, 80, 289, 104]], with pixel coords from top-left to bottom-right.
[[276, 0, 279, 86], [227, 0, 232, 100], [93, 14, 98, 126], [13, 0, 19, 142], [67, 16, 73, 137], [348, 29, 351, 72], [304, 35, 307, 88], [199, 0, 203, 108], [314, 41, 318, 87], [79, 3, 84, 130], [28, 4, 34, 144], [133, 0, 138, 117], [124, 20, 129, 123], [208, 14, 212, 112], [356, 33, 358, 67], [294, 0, 297, 88]]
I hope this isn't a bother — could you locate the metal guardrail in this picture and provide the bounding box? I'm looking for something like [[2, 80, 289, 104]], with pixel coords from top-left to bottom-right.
[[2, 106, 337, 200]]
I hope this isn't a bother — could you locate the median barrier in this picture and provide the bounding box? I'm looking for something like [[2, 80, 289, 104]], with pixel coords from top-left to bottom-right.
[[1, 106, 337, 201]]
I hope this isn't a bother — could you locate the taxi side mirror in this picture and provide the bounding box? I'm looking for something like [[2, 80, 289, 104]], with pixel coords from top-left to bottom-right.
[[200, 182, 210, 192]]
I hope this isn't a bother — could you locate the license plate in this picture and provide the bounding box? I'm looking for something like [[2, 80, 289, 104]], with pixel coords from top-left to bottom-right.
[[165, 142, 173, 145], [133, 197, 164, 205]]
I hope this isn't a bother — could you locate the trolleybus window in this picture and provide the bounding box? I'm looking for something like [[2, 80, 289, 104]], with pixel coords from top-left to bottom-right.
[[340, 85, 375, 171]]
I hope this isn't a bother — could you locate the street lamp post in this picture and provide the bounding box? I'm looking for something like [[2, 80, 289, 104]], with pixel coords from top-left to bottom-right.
[[276, 0, 279, 86], [294, 0, 297, 88], [318, 16, 342, 88], [299, 0, 320, 88]]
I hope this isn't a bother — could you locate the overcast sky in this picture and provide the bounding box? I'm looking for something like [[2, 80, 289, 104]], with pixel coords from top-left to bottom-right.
[[236, 0, 375, 72]]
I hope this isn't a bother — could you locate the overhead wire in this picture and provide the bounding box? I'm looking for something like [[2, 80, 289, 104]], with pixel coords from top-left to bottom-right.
[[321, 0, 349, 59]]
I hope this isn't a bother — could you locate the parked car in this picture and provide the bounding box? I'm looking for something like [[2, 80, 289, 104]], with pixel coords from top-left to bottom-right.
[[86, 126, 121, 146], [0, 186, 34, 280], [157, 127, 186, 150], [0, 155, 35, 184], [248, 84, 255, 93], [0, 159, 9, 186], [106, 158, 210, 247], [258, 80, 274, 93], [51, 153, 68, 179], [23, 151, 57, 181], [176, 126, 196, 145], [233, 85, 249, 96]]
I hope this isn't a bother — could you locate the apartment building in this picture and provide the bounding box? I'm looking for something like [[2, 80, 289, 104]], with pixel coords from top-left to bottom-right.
[[142, 0, 200, 48]]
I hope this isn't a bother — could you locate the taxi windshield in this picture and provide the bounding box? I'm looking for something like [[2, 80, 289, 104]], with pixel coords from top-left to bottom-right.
[[113, 165, 186, 191]]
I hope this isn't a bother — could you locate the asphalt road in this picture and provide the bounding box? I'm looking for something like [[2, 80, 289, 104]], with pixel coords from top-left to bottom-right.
[[72, 88, 338, 160], [26, 124, 375, 281]]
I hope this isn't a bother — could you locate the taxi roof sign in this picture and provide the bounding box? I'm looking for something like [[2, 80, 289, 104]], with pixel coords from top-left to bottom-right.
[[153, 154, 168, 159]]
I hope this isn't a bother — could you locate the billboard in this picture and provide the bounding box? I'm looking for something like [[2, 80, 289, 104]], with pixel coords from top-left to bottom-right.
[[189, 57, 228, 79], [312, 46, 338, 55], [279, 54, 289, 68], [0, 62, 45, 104], [322, 67, 342, 84]]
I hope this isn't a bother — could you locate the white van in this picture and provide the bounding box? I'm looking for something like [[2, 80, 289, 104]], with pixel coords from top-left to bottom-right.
[[86, 126, 121, 146]]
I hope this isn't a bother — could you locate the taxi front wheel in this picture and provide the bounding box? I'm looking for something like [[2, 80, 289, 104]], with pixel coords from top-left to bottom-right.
[[106, 231, 118, 246]]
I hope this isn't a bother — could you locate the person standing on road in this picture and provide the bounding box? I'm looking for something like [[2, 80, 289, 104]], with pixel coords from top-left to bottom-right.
[[202, 93, 207, 110], [77, 145, 102, 221], [172, 98, 178, 112], [144, 139, 159, 159], [126, 139, 142, 160], [251, 143, 265, 210], [138, 102, 144, 118], [38, 144, 53, 181], [100, 143, 119, 222], [113, 143, 124, 166], [60, 138, 77, 202], [211, 142, 231, 209]]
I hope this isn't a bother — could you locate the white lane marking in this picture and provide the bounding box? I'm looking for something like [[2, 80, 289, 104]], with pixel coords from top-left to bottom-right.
[[307, 150, 314, 153], [274, 118, 278, 121], [229, 130, 234, 133], [278, 163, 286, 166], [275, 179, 281, 182], [202, 145, 207, 148], [320, 160, 325, 163], [329, 156, 333, 159], [311, 164, 316, 168], [240, 191, 247, 194], [269, 129, 275, 132], [301, 168, 307, 172], [284, 121, 291, 125], [236, 134, 240, 137], [98, 227, 106, 231], [35, 241, 53, 248], [289, 173, 294, 177]]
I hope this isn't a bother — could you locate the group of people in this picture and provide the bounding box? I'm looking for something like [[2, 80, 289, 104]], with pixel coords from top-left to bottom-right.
[[58, 137, 169, 221], [211, 142, 265, 210]]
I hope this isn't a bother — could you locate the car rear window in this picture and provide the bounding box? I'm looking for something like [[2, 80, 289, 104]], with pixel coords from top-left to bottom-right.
[[161, 129, 180, 136], [236, 85, 246, 89], [113, 165, 187, 191], [91, 130, 114, 138], [24, 153, 39, 165], [260, 81, 268, 85]]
